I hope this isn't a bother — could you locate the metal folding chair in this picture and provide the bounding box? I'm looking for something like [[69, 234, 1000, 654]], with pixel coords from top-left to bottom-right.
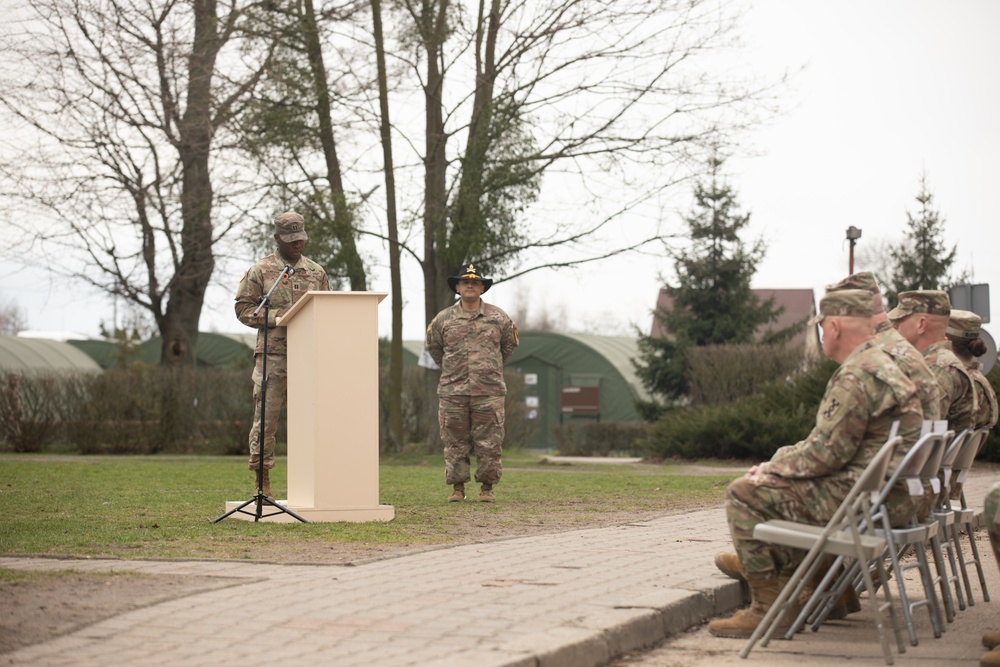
[[945, 426, 992, 606], [870, 430, 948, 645], [740, 432, 906, 665]]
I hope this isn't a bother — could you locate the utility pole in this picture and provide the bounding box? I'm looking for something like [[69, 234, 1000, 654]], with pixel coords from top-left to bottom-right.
[[846, 226, 862, 274]]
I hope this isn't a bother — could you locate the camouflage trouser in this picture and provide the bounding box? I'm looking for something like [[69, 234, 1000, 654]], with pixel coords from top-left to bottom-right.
[[726, 474, 850, 581], [247, 353, 288, 471], [985, 481, 1000, 567], [439, 395, 504, 486]]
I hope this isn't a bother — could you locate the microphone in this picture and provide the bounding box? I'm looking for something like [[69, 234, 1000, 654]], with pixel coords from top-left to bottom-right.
[[283, 265, 295, 278]]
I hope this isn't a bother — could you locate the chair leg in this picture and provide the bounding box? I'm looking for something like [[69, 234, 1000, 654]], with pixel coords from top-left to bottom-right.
[[939, 519, 967, 612], [929, 531, 956, 622], [964, 523, 991, 602], [886, 542, 920, 646], [952, 522, 976, 606], [864, 547, 907, 663], [912, 544, 944, 639]]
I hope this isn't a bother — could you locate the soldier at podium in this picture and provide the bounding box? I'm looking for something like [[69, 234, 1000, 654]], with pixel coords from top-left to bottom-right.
[[426, 262, 518, 503], [235, 212, 331, 499]]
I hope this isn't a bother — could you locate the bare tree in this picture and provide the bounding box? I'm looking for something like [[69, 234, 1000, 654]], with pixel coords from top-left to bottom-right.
[[232, 0, 371, 290], [0, 297, 27, 336], [389, 0, 781, 324], [371, 0, 405, 448], [0, 0, 275, 365]]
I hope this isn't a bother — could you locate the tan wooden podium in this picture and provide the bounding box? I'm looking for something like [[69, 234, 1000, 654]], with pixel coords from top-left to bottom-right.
[[225, 291, 395, 523]]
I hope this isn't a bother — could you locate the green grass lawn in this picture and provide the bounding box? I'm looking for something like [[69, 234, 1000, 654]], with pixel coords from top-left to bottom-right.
[[0, 450, 735, 561]]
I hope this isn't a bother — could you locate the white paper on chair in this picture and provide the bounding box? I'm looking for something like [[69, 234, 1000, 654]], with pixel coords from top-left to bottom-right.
[[907, 478, 924, 496]]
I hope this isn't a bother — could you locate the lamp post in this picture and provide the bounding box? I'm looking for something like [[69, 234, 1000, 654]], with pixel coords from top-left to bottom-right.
[[846, 226, 862, 274]]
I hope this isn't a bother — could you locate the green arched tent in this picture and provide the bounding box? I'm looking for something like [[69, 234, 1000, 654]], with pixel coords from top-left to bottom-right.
[[505, 331, 650, 447], [0, 336, 103, 374], [401, 331, 650, 448]]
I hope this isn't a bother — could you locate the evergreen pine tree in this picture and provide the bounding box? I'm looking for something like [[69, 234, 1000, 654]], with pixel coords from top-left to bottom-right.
[[886, 173, 960, 307], [634, 154, 786, 410]]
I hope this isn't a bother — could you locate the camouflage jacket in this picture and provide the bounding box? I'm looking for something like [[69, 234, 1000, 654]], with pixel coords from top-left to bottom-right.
[[923, 340, 978, 432], [759, 339, 923, 490], [234, 250, 331, 356], [968, 365, 999, 430], [426, 300, 518, 397], [875, 321, 941, 421]]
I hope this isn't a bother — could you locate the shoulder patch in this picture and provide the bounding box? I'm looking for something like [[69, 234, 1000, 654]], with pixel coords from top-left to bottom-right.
[[818, 384, 855, 429]]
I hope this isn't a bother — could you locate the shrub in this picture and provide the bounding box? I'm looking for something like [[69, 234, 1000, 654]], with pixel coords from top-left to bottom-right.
[[552, 421, 649, 457], [686, 342, 807, 407], [0, 372, 75, 452], [643, 358, 837, 460]]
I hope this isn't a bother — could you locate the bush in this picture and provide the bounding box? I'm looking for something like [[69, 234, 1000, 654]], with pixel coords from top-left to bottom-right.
[[686, 342, 807, 407], [552, 421, 649, 457], [0, 367, 256, 455], [643, 358, 837, 460], [0, 372, 75, 452]]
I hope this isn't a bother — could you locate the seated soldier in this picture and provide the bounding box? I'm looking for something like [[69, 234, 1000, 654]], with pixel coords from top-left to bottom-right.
[[708, 289, 923, 639]]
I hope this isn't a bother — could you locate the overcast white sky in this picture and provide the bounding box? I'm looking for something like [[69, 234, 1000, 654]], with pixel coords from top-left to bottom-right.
[[6, 0, 999, 345]]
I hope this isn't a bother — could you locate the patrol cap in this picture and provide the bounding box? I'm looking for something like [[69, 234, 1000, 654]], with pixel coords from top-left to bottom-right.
[[809, 289, 874, 326], [825, 271, 883, 314], [826, 271, 879, 294], [274, 212, 308, 242], [886, 290, 951, 321], [447, 262, 493, 294], [947, 309, 982, 339]]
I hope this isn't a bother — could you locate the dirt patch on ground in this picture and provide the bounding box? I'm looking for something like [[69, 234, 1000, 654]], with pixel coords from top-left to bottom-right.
[[0, 571, 243, 654]]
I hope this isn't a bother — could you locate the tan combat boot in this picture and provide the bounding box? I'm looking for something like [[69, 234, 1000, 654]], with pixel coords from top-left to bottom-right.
[[478, 484, 496, 503], [714, 552, 746, 581], [825, 583, 861, 620], [260, 469, 275, 501], [708, 577, 798, 639], [984, 631, 1000, 650], [982, 646, 1000, 667], [448, 484, 466, 502]]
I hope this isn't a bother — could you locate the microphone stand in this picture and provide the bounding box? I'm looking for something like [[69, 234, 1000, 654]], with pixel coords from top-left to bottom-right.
[[213, 265, 308, 524]]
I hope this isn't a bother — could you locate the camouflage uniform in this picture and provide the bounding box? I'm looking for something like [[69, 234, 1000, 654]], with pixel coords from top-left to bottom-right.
[[986, 481, 1000, 570], [923, 340, 978, 432], [969, 368, 999, 430], [826, 273, 939, 522], [235, 238, 330, 471], [948, 310, 999, 431], [726, 304, 923, 580], [426, 300, 518, 487]]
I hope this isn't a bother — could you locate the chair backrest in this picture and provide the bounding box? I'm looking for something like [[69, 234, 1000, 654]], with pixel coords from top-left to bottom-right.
[[918, 429, 951, 480], [953, 427, 987, 470], [857, 434, 904, 497], [941, 428, 970, 470], [873, 431, 944, 506]]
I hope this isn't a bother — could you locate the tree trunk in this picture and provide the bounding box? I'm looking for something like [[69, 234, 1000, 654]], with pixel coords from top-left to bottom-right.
[[162, 0, 221, 366], [418, 0, 454, 448], [371, 0, 404, 449], [302, 0, 368, 291]]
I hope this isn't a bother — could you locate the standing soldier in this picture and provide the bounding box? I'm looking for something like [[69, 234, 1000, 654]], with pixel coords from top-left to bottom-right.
[[235, 212, 330, 499], [426, 262, 518, 503]]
